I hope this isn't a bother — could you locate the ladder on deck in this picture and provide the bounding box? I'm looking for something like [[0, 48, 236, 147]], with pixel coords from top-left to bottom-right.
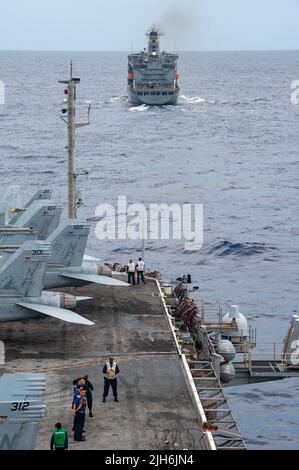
[[189, 359, 246, 450]]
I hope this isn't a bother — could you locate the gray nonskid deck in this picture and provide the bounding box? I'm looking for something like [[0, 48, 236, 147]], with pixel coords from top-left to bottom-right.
[[0, 280, 205, 450]]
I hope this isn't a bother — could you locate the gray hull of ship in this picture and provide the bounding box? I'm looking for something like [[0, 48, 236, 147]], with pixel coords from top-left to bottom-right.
[[128, 88, 180, 106]]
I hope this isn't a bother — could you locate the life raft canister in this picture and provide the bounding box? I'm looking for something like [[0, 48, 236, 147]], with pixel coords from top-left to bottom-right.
[[128, 73, 134, 81], [176, 72, 180, 81]]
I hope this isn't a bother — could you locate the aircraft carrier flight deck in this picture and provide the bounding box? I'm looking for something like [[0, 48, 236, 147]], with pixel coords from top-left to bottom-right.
[[0, 279, 204, 450]]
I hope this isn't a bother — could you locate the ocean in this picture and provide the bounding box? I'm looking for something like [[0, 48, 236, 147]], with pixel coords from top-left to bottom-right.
[[0, 50, 298, 449]]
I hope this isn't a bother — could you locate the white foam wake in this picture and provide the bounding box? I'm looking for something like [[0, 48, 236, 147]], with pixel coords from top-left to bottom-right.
[[108, 96, 123, 103], [129, 104, 149, 112], [180, 95, 215, 104]]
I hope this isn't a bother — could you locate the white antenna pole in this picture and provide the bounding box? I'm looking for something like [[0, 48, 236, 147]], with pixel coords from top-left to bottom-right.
[[142, 237, 145, 261], [142, 209, 146, 261], [67, 67, 76, 219], [59, 63, 91, 218]]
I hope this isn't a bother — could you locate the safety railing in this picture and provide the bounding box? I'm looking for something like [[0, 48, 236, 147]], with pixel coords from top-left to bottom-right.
[[156, 280, 217, 451], [157, 281, 246, 450]]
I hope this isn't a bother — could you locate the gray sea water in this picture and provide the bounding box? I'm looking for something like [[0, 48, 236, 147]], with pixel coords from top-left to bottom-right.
[[0, 51, 299, 449]]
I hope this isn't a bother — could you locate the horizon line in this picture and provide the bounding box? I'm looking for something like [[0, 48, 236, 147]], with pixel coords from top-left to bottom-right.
[[0, 48, 298, 53]]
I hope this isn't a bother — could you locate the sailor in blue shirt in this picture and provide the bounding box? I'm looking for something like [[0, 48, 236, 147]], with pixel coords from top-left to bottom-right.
[[72, 387, 87, 442], [73, 376, 94, 417]]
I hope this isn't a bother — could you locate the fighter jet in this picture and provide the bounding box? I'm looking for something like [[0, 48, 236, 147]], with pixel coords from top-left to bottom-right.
[[0, 240, 94, 325], [0, 373, 46, 450], [0, 220, 128, 289]]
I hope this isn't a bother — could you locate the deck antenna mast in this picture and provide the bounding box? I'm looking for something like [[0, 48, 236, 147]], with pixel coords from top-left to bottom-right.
[[59, 62, 91, 218]]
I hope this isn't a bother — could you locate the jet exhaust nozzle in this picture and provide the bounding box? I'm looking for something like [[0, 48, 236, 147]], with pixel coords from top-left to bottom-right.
[[39, 291, 77, 310], [59, 293, 77, 310]]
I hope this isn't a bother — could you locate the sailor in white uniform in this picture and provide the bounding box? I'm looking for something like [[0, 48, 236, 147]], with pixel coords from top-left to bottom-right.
[[136, 258, 145, 285], [127, 259, 136, 285]]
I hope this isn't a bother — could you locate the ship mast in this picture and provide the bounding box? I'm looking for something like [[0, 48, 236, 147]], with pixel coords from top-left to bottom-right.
[[146, 25, 164, 56], [59, 63, 90, 218]]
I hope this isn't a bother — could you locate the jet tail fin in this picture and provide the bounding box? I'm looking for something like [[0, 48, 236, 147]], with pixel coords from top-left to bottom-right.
[[12, 200, 62, 240], [24, 189, 53, 208], [0, 241, 51, 297], [48, 220, 90, 267], [9, 189, 53, 225], [0, 373, 46, 450]]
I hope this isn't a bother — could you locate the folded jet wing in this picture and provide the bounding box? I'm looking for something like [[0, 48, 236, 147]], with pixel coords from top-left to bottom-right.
[[17, 303, 94, 326], [59, 272, 130, 287]]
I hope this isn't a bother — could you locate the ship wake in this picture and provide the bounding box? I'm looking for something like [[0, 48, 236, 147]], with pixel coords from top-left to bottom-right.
[[128, 104, 149, 112], [180, 95, 215, 104]]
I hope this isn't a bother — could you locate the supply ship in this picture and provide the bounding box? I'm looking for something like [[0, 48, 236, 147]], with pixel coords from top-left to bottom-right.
[[127, 25, 180, 106]]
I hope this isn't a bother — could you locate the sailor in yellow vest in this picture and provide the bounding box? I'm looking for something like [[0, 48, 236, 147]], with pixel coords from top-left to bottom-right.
[[102, 357, 120, 403]]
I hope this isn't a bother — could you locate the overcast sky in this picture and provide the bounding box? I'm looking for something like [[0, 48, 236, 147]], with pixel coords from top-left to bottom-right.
[[1, 0, 299, 51]]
